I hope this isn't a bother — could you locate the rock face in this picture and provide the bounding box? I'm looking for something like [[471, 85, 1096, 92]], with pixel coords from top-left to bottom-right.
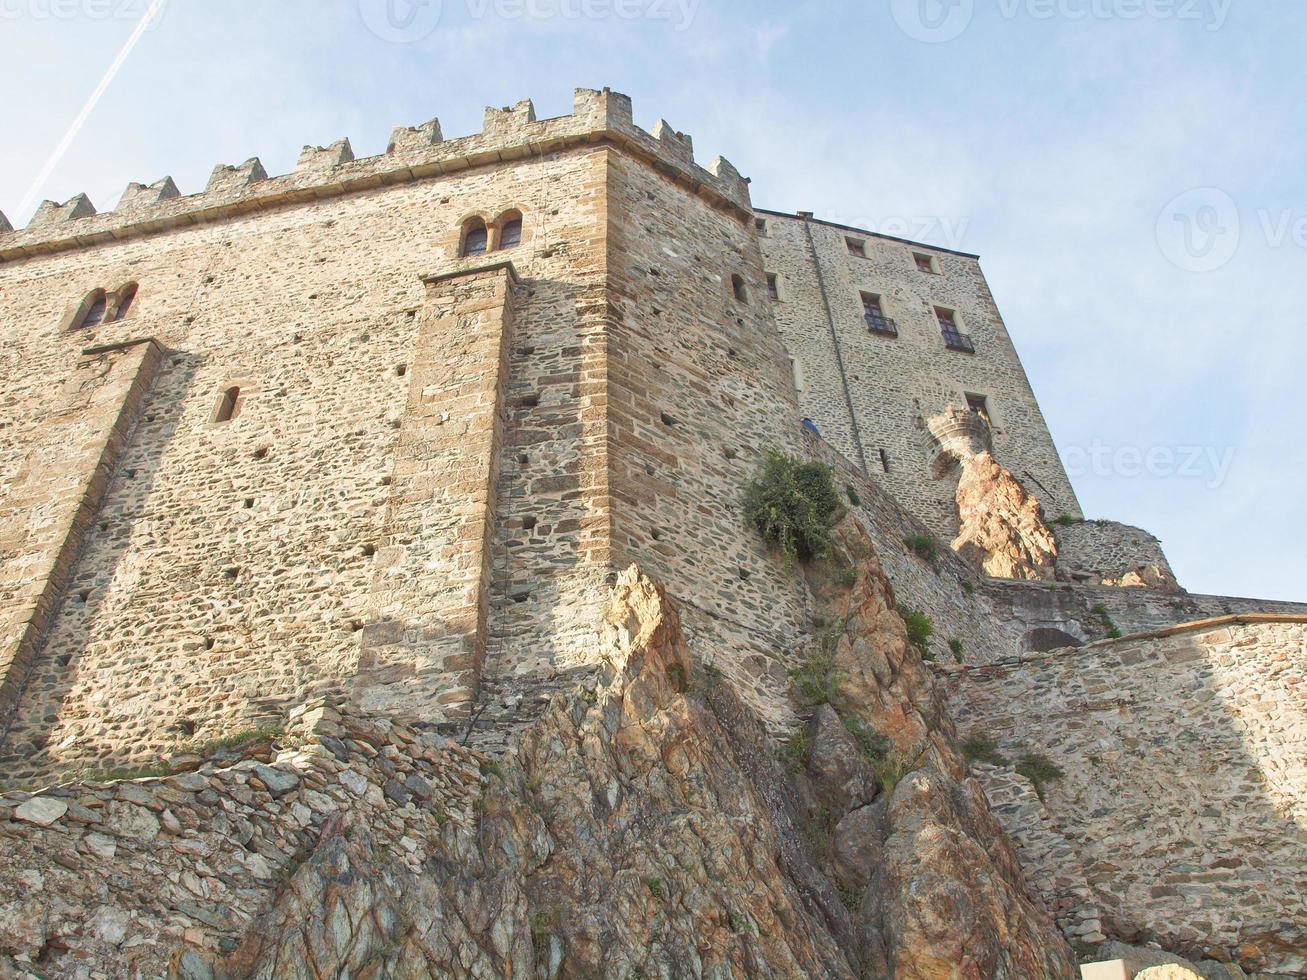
[[1105, 564, 1182, 592], [951, 452, 1059, 581], [807, 517, 1075, 979], [196, 567, 858, 978], [1, 550, 1074, 978]]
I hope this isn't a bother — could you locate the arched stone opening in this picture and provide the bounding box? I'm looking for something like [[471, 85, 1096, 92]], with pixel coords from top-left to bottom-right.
[[1020, 627, 1084, 655]]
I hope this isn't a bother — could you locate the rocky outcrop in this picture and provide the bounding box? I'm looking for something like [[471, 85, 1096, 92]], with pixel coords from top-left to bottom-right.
[[1, 551, 1075, 978], [1104, 564, 1182, 592], [799, 517, 1076, 978], [952, 452, 1059, 581]]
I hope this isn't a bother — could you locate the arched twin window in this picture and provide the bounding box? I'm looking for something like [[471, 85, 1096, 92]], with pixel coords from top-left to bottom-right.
[[459, 210, 525, 257], [73, 282, 138, 331]]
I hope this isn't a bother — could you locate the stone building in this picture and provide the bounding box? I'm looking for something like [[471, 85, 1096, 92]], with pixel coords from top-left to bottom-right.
[[0, 89, 1303, 977]]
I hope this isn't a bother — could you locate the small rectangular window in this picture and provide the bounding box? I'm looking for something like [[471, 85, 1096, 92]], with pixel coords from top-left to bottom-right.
[[766, 274, 780, 300], [846, 237, 866, 258], [966, 393, 991, 424], [914, 252, 937, 274], [755, 218, 768, 236], [861, 293, 897, 337]]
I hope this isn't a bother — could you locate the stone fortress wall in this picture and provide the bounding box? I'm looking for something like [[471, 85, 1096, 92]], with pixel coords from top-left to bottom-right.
[[0, 88, 818, 783], [2, 86, 1307, 973], [757, 210, 1082, 541], [937, 617, 1307, 974]]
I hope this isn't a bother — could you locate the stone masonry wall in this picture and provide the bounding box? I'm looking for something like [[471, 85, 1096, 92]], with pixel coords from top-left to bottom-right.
[[603, 150, 813, 728], [0, 134, 617, 785], [0, 88, 772, 784], [983, 578, 1307, 657], [938, 618, 1307, 974], [759, 211, 1082, 541], [1053, 519, 1178, 587], [0, 697, 491, 976], [0, 338, 163, 725], [354, 265, 517, 720]]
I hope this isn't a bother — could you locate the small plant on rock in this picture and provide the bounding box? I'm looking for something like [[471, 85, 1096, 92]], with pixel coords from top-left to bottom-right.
[[846, 485, 862, 508], [898, 607, 934, 660], [842, 713, 889, 764], [789, 618, 844, 705], [962, 736, 1008, 767], [802, 806, 838, 860], [742, 451, 843, 565], [948, 638, 964, 663], [1091, 603, 1123, 639], [190, 723, 284, 757], [531, 905, 563, 947], [1016, 752, 1065, 801], [1052, 515, 1078, 527], [778, 726, 810, 773], [904, 533, 939, 564]]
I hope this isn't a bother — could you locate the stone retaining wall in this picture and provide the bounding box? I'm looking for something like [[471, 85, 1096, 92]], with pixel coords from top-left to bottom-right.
[[0, 698, 488, 975], [938, 619, 1307, 974]]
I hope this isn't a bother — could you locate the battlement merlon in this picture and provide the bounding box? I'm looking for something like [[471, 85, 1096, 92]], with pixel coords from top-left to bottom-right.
[[0, 88, 753, 262]]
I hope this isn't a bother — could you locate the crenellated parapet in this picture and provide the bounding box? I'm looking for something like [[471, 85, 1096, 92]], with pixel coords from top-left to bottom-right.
[[28, 193, 97, 228], [0, 87, 753, 262], [116, 176, 179, 216]]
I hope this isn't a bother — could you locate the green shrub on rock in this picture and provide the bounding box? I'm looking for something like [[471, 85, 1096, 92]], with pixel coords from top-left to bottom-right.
[[742, 451, 842, 564], [898, 607, 935, 659]]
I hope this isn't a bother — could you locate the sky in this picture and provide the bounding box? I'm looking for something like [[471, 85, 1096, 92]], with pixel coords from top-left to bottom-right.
[[1, 0, 1303, 601]]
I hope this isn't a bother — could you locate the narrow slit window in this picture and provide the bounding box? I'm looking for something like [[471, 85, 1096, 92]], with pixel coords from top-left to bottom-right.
[[215, 386, 241, 423], [731, 274, 748, 303], [766, 273, 780, 300]]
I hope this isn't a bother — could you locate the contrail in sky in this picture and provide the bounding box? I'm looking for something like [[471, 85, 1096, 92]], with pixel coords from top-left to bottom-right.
[[17, 0, 168, 221]]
